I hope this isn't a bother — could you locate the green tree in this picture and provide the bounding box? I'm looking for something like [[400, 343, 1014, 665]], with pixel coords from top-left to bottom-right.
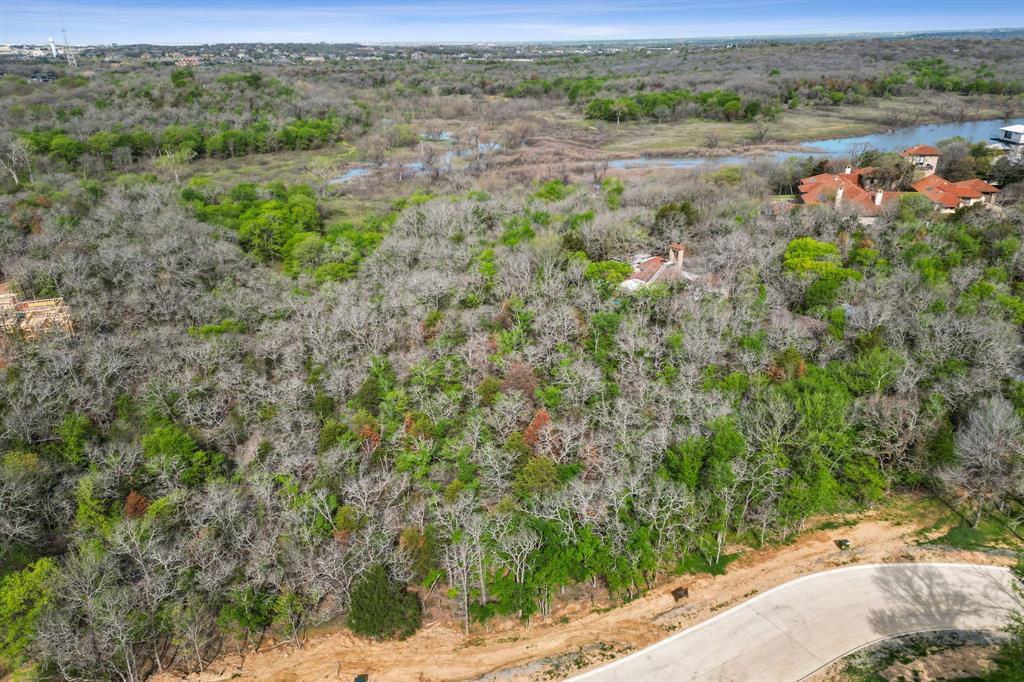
[[514, 456, 559, 498], [218, 586, 275, 645], [0, 557, 55, 672], [702, 418, 744, 562], [49, 134, 85, 165], [155, 146, 197, 185], [142, 423, 224, 485], [170, 68, 195, 88], [347, 565, 422, 640]]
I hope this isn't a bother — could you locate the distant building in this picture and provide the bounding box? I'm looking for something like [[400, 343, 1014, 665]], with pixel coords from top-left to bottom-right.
[[901, 144, 941, 175], [990, 124, 1024, 161]]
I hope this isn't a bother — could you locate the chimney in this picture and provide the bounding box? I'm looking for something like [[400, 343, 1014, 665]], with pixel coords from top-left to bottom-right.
[[844, 165, 853, 175], [874, 190, 883, 206], [835, 185, 844, 207], [668, 243, 685, 272]]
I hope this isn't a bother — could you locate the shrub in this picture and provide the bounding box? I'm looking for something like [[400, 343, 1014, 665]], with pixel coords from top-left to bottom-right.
[[783, 237, 840, 275], [533, 180, 573, 202], [584, 260, 632, 287], [502, 362, 538, 397], [0, 558, 55, 672], [514, 456, 559, 498], [347, 565, 422, 640], [142, 423, 224, 485]]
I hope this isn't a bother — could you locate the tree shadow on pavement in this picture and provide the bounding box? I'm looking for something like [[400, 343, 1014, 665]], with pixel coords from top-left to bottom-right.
[[867, 565, 1023, 637]]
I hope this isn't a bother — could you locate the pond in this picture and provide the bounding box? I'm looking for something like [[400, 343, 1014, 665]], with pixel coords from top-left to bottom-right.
[[329, 167, 370, 184], [610, 117, 1023, 170], [330, 142, 504, 183]]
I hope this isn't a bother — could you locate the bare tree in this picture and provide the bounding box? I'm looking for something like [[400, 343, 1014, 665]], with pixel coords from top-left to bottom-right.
[[939, 396, 1024, 527]]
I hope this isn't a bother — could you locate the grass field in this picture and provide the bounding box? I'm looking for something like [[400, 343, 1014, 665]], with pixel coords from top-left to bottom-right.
[[554, 92, 1019, 153]]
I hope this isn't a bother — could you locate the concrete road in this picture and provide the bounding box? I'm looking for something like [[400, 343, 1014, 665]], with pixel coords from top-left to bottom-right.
[[571, 563, 1024, 682]]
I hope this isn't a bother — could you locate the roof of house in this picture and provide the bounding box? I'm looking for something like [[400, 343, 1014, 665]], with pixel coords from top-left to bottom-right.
[[797, 167, 895, 213], [628, 256, 668, 283], [952, 178, 999, 194], [1001, 124, 1024, 134], [902, 144, 941, 157], [798, 173, 869, 205], [843, 190, 905, 216], [911, 175, 999, 209]]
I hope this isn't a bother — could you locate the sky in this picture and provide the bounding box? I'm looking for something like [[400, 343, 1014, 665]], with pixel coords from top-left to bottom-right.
[[1, 0, 1021, 46]]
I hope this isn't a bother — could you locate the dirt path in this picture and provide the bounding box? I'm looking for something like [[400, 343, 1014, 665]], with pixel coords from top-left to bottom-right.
[[155, 505, 1016, 682]]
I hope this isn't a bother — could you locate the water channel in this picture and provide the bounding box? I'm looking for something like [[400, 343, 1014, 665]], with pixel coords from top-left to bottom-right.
[[333, 117, 1023, 182], [607, 116, 1023, 170]]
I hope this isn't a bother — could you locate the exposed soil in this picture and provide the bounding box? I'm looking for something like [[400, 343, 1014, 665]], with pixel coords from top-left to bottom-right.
[[153, 499, 1017, 682], [809, 630, 1007, 682], [881, 643, 1000, 681]]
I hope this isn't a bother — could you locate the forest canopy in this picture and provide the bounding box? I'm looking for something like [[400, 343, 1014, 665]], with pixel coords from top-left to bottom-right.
[[1, 32, 1024, 681]]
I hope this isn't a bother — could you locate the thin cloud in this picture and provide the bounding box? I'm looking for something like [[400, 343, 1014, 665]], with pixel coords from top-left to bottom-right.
[[3, 0, 1019, 44]]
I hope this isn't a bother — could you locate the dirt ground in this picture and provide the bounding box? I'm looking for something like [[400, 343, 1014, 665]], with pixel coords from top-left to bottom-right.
[[152, 498, 1017, 682], [809, 630, 1007, 682], [879, 644, 1000, 682]]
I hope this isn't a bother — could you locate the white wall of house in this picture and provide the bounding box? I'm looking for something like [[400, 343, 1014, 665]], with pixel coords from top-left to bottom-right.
[[911, 154, 939, 173]]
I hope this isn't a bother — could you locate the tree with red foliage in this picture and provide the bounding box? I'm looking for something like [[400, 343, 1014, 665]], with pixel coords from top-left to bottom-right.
[[523, 409, 551, 450], [124, 490, 150, 519]]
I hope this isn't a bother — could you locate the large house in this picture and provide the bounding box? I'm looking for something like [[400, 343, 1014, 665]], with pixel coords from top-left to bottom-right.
[[620, 244, 727, 295], [900, 144, 941, 175], [797, 167, 902, 222], [620, 243, 687, 291], [797, 145, 999, 221], [990, 124, 1024, 161], [911, 175, 999, 211]]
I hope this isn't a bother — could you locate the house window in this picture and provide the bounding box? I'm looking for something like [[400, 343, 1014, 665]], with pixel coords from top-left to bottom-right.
[[1006, 131, 1013, 139]]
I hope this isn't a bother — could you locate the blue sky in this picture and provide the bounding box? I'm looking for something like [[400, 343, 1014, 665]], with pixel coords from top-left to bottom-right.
[[2, 0, 1020, 45]]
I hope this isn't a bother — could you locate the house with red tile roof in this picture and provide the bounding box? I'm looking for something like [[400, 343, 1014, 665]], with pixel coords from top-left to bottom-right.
[[797, 166, 902, 224], [901, 144, 941, 175], [620, 244, 685, 291], [620, 244, 728, 296], [912, 175, 999, 212], [797, 153, 998, 221]]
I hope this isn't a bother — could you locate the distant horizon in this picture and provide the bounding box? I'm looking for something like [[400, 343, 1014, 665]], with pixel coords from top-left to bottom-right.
[[2, 0, 1022, 46], [6, 26, 1024, 49]]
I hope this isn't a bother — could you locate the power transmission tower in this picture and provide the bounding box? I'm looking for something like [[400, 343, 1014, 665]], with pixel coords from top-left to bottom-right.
[[61, 27, 77, 68]]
